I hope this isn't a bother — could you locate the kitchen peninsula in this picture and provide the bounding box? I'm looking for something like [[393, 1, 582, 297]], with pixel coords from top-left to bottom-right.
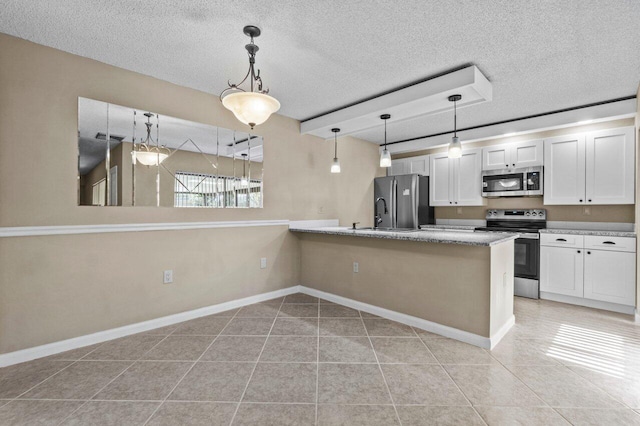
[[291, 226, 517, 348]]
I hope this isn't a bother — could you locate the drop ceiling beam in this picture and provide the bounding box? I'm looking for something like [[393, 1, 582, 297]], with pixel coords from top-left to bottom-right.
[[300, 65, 492, 139]]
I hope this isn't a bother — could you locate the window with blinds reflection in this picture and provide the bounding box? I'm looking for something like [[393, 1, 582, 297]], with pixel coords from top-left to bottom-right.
[[174, 171, 262, 208]]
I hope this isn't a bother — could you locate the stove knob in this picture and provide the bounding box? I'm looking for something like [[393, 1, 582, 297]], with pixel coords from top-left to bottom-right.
[[532, 212, 537, 216], [525, 212, 531, 216]]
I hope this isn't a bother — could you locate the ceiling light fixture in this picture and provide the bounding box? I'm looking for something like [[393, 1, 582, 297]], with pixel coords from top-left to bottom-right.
[[448, 94, 462, 159], [221, 25, 280, 130], [331, 128, 341, 174], [379, 114, 391, 168], [132, 112, 170, 166]]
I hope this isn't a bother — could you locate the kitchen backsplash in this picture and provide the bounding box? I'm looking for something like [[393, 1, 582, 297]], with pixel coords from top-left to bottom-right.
[[435, 197, 635, 223]]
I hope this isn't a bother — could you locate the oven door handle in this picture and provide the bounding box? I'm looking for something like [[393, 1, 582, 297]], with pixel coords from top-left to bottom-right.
[[516, 233, 540, 240]]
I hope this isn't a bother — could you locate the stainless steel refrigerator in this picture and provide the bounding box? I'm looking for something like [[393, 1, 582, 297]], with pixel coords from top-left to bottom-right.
[[374, 174, 434, 229]]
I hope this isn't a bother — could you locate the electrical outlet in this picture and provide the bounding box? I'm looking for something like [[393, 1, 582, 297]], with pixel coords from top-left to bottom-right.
[[260, 257, 267, 269], [457, 207, 463, 215], [163, 270, 173, 284], [583, 207, 591, 216], [353, 262, 359, 273], [318, 206, 324, 214]]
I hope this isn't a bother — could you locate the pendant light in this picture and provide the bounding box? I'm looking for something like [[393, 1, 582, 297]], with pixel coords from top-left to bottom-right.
[[240, 153, 249, 186], [331, 128, 341, 173], [447, 94, 462, 159], [221, 26, 280, 129], [132, 112, 170, 166], [379, 114, 391, 167]]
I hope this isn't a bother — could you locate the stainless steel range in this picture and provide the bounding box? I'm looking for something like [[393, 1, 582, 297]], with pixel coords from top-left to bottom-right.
[[475, 209, 546, 299]]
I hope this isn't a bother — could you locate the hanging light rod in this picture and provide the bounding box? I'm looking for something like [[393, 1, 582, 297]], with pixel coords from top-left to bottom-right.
[[379, 114, 391, 168], [382, 95, 636, 147], [331, 128, 341, 174], [221, 25, 280, 129]]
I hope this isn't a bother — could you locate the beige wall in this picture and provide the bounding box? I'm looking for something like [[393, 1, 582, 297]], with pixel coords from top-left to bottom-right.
[[394, 118, 636, 223], [0, 33, 383, 353], [298, 233, 514, 338]]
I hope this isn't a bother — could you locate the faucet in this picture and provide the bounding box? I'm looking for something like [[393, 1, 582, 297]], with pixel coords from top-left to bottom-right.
[[374, 197, 388, 228]]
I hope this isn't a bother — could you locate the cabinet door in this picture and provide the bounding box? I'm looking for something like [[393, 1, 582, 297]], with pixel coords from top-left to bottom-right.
[[429, 153, 452, 206], [389, 159, 409, 176], [482, 145, 511, 170], [584, 250, 636, 306], [540, 246, 584, 297], [585, 127, 635, 205], [512, 139, 543, 168], [454, 148, 484, 206], [543, 134, 586, 205], [408, 155, 430, 176]]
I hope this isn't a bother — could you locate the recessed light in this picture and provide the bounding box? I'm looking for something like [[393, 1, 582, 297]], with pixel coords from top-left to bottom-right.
[[503, 132, 516, 137], [577, 120, 593, 125]]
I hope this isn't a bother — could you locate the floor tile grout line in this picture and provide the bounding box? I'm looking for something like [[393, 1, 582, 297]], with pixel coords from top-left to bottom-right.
[[228, 296, 288, 425], [139, 310, 242, 426], [358, 309, 403, 426], [53, 319, 211, 426], [413, 327, 489, 426]]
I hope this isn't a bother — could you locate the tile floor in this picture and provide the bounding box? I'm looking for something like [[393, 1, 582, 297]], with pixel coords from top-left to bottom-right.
[[1, 293, 640, 425]]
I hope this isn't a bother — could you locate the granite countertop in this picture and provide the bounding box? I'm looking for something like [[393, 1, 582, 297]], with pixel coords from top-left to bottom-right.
[[289, 226, 518, 246], [539, 229, 636, 238]]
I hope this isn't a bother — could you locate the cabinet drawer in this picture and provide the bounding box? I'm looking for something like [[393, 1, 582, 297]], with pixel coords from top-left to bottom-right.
[[540, 234, 584, 248], [584, 236, 636, 252]]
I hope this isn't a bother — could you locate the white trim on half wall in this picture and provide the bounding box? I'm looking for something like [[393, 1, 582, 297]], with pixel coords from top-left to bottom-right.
[[0, 220, 291, 238]]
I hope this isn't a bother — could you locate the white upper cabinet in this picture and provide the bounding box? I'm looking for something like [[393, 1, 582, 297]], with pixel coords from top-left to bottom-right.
[[429, 153, 453, 206], [389, 158, 409, 176], [543, 134, 587, 205], [454, 148, 484, 205], [482, 140, 543, 170], [544, 127, 635, 205], [389, 155, 430, 176], [585, 127, 635, 205], [430, 148, 484, 206]]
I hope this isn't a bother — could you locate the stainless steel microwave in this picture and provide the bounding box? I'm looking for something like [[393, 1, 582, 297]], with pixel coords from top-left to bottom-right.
[[481, 166, 543, 197]]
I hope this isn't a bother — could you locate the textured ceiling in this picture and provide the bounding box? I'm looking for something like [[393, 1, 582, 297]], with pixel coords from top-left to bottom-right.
[[1, 0, 639, 145]]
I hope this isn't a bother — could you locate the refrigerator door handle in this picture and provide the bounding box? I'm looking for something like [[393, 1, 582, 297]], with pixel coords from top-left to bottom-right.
[[393, 179, 397, 228], [412, 176, 418, 228]]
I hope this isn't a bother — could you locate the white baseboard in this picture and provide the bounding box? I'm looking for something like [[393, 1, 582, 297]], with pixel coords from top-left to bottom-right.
[[0, 286, 301, 368], [298, 286, 509, 349], [540, 292, 636, 315], [490, 315, 516, 349]]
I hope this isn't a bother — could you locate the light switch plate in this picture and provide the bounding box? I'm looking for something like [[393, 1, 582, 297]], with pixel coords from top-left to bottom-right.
[[163, 270, 173, 284], [353, 262, 359, 273], [260, 258, 267, 269]]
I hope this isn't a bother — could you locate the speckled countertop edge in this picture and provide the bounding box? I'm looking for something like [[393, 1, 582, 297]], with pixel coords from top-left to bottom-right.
[[539, 229, 636, 238], [289, 227, 519, 246]]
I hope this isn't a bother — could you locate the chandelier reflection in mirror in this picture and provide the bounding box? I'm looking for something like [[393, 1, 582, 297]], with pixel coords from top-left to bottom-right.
[[221, 25, 280, 129], [77, 97, 264, 209], [131, 112, 171, 166]]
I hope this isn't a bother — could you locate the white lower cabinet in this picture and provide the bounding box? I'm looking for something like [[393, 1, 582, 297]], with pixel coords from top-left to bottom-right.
[[583, 249, 636, 306], [540, 246, 584, 297], [540, 233, 636, 312]]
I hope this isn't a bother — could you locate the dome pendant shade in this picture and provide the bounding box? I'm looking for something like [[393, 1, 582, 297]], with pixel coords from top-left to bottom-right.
[[448, 136, 462, 159], [134, 150, 169, 166], [222, 92, 280, 129], [380, 149, 392, 167]]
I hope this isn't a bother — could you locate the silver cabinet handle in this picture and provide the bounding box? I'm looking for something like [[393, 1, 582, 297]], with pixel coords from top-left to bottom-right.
[[602, 241, 616, 245], [556, 238, 567, 242]]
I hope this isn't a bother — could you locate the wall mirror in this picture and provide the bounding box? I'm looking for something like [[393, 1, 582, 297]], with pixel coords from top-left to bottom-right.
[[78, 97, 263, 208]]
